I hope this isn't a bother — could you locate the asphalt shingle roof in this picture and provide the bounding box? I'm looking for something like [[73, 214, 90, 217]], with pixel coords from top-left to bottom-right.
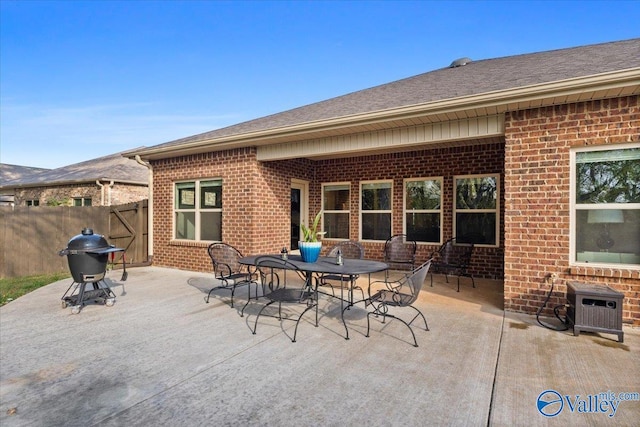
[[0, 164, 50, 185], [0, 151, 149, 188], [152, 38, 640, 150]]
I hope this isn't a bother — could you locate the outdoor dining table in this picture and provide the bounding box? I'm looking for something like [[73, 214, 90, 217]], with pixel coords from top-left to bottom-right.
[[239, 254, 388, 338]]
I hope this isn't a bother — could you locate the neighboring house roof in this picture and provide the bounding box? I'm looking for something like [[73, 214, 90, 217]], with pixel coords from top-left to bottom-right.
[[127, 38, 640, 161], [0, 164, 50, 185], [0, 151, 149, 190]]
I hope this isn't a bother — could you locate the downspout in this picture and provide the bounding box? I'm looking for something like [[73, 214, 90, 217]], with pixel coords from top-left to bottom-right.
[[135, 155, 153, 259], [107, 180, 114, 206], [96, 180, 105, 205]]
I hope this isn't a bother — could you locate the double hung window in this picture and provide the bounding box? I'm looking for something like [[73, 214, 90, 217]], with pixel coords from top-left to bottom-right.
[[572, 145, 640, 266], [404, 178, 442, 243], [322, 183, 350, 239], [454, 175, 499, 246], [360, 181, 392, 241], [174, 179, 222, 241], [73, 197, 91, 206]]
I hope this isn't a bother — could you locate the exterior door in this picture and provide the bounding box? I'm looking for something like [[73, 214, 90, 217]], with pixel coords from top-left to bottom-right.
[[290, 180, 308, 251]]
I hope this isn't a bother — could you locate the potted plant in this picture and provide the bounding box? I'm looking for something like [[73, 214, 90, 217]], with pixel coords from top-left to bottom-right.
[[299, 211, 324, 262]]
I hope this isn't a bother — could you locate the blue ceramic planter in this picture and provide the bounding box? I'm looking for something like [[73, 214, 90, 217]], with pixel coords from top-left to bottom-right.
[[299, 241, 322, 263]]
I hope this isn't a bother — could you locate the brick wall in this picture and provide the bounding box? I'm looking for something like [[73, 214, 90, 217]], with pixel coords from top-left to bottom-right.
[[151, 148, 312, 272], [15, 183, 147, 206], [314, 143, 505, 279], [504, 95, 640, 325], [151, 143, 505, 279]]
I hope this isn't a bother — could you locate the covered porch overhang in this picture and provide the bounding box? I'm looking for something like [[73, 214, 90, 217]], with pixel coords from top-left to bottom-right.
[[256, 115, 505, 161]]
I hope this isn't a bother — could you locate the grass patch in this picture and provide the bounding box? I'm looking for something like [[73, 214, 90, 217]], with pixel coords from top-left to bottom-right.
[[0, 273, 70, 306]]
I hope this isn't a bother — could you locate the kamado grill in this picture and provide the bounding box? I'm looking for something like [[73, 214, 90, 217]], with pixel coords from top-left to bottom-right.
[[59, 228, 127, 314]]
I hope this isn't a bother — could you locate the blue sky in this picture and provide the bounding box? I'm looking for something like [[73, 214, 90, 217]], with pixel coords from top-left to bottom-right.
[[1, 0, 639, 169]]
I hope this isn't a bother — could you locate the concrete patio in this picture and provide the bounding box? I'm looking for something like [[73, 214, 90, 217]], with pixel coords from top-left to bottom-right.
[[1, 266, 638, 426]]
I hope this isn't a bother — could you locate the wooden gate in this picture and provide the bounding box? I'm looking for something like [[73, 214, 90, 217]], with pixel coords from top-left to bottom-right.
[[109, 200, 148, 267]]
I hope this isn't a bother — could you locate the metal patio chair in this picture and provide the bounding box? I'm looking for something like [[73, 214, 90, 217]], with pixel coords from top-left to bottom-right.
[[383, 234, 417, 277], [205, 242, 254, 308], [251, 256, 318, 343], [318, 241, 366, 304], [344, 260, 431, 347], [429, 238, 475, 292]]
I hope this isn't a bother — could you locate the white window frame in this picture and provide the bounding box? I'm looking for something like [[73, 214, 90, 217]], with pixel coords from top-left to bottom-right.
[[322, 182, 350, 241], [570, 143, 640, 267], [453, 174, 500, 248], [173, 179, 223, 242], [359, 180, 393, 242], [403, 177, 443, 244], [73, 197, 92, 206]]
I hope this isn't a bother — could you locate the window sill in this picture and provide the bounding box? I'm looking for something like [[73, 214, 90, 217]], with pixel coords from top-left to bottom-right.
[[169, 240, 213, 248], [570, 264, 640, 279]]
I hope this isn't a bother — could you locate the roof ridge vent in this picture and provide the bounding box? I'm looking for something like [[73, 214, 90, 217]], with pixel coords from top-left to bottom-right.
[[449, 57, 473, 68]]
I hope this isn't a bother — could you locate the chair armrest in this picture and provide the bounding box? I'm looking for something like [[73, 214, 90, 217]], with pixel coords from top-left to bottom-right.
[[368, 277, 405, 296], [367, 279, 388, 298], [215, 263, 233, 280]]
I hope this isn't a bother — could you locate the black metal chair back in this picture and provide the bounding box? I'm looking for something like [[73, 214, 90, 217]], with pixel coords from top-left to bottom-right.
[[205, 242, 252, 307], [383, 234, 417, 271], [208, 243, 244, 279], [327, 241, 365, 259], [321, 241, 366, 304], [255, 256, 308, 297], [251, 256, 317, 342], [430, 238, 475, 291]]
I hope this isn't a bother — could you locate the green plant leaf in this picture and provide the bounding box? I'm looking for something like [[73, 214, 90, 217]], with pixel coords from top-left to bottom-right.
[[301, 211, 323, 242]]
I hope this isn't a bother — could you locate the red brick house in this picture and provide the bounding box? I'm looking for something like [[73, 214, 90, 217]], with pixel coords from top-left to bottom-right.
[[0, 151, 149, 207], [127, 39, 640, 324]]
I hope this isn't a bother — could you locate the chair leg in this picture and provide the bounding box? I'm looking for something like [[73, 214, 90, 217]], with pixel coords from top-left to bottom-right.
[[394, 315, 419, 347], [252, 300, 276, 334], [341, 305, 350, 340], [205, 279, 231, 304], [204, 288, 215, 303], [408, 305, 429, 331], [240, 300, 249, 317], [291, 303, 316, 343], [367, 310, 419, 347], [341, 295, 370, 340], [352, 285, 365, 304], [240, 281, 259, 317], [368, 302, 428, 347]]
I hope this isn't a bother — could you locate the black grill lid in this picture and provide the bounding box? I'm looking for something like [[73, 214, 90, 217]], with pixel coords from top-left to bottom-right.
[[60, 228, 120, 255]]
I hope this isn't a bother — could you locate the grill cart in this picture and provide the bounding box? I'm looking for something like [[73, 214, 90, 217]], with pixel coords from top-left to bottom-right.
[[59, 228, 127, 314]]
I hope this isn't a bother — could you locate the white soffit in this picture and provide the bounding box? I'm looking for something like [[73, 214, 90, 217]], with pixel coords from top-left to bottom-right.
[[257, 115, 505, 161]]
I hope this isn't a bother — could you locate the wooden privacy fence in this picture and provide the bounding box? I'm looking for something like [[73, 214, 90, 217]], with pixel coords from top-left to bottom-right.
[[0, 200, 148, 278]]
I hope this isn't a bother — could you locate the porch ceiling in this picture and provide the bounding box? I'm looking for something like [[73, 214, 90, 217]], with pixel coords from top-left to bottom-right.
[[257, 115, 505, 161]]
